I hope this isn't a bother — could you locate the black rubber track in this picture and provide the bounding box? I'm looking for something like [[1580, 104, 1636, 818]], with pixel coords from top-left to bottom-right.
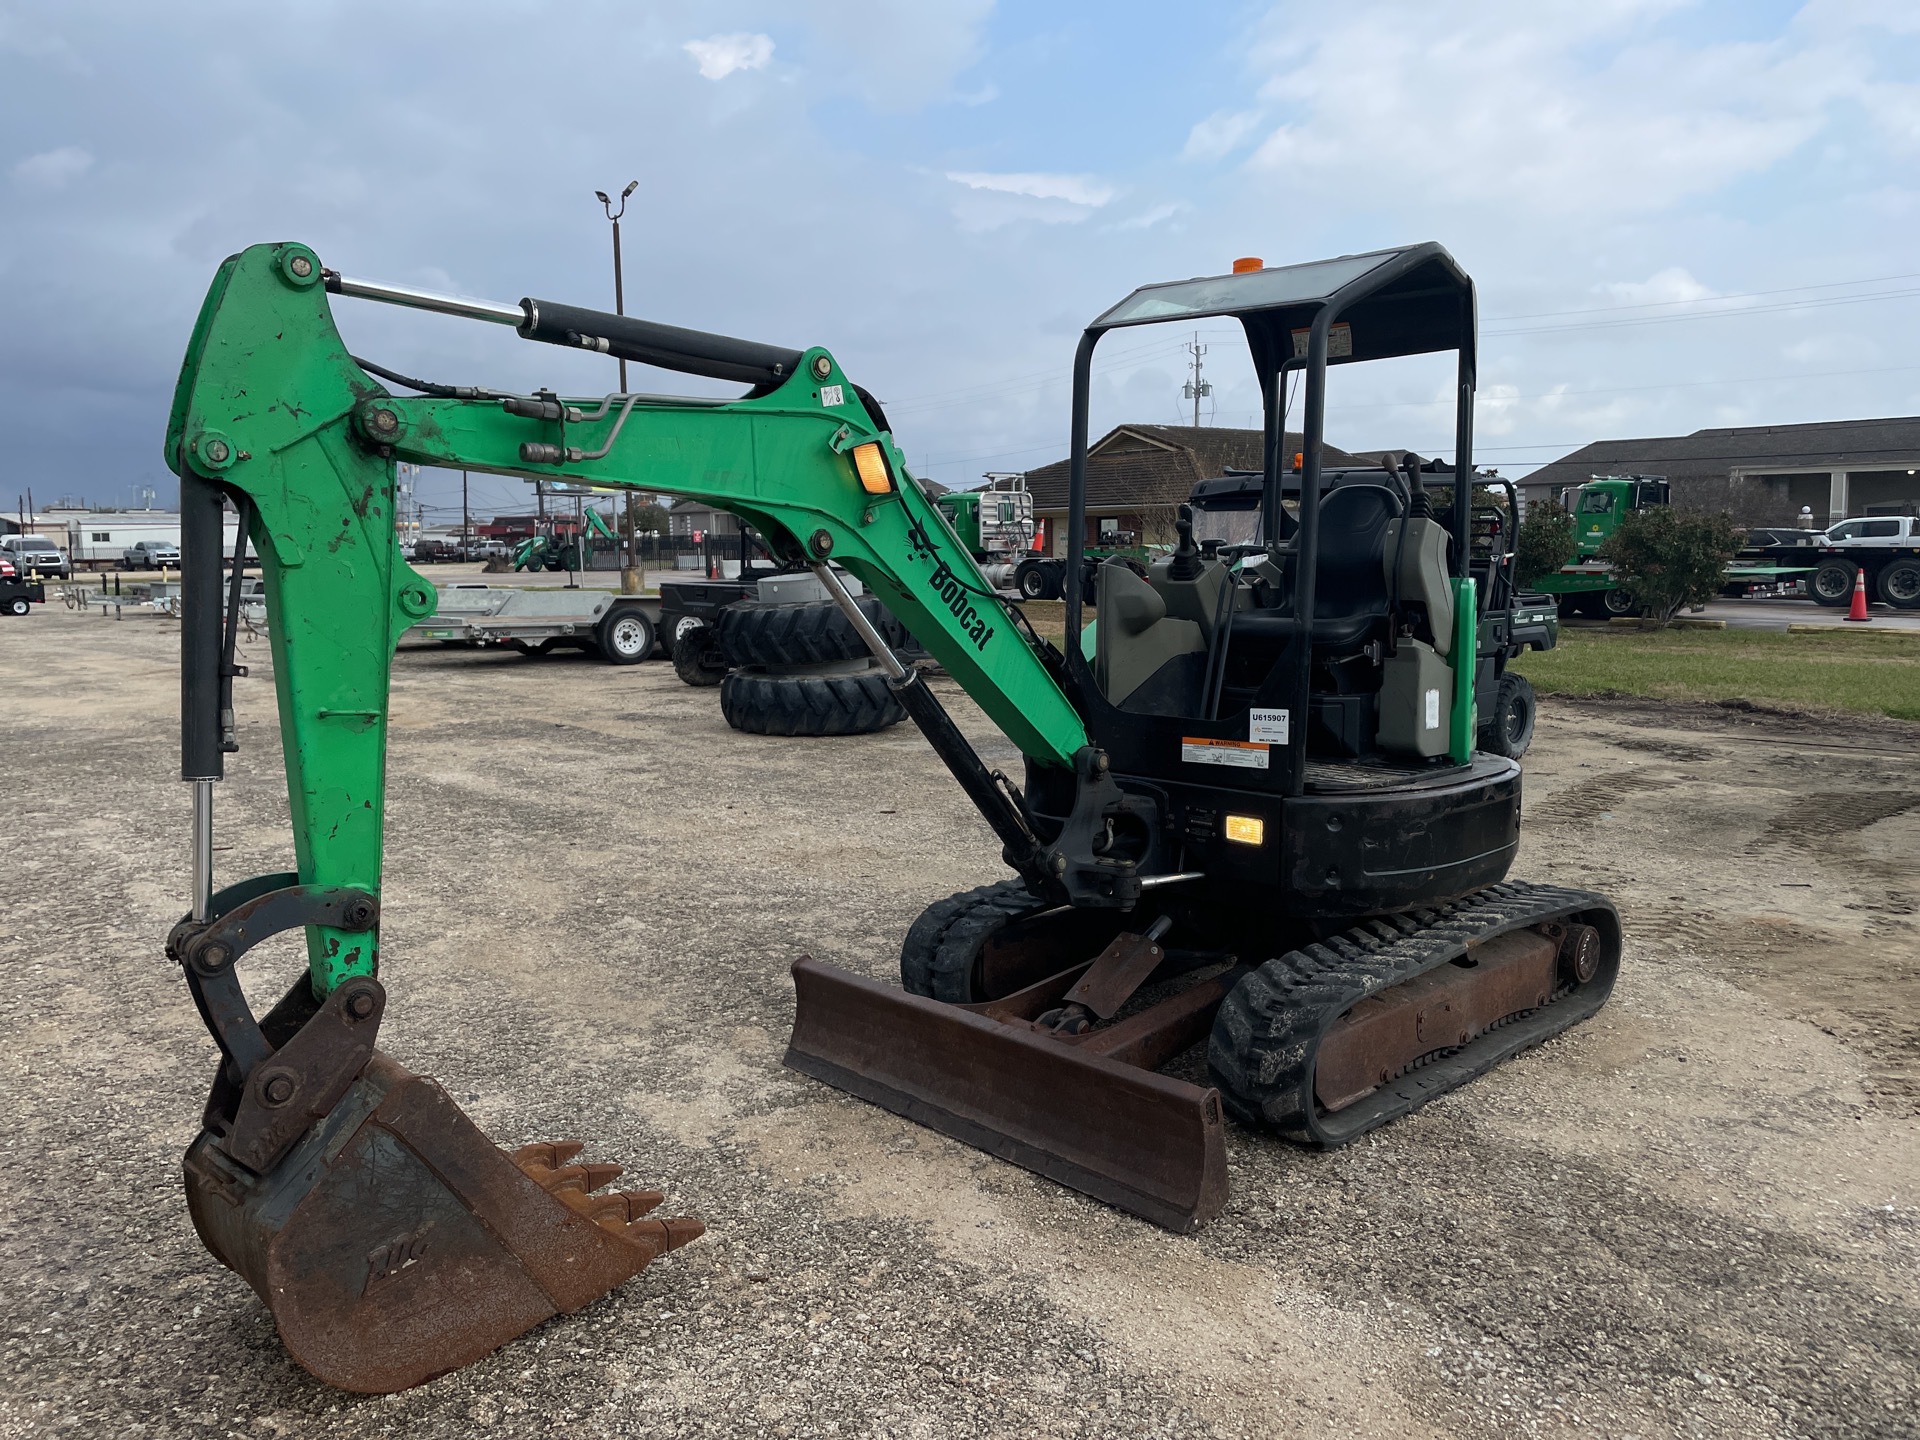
[[719, 665, 906, 736], [1207, 880, 1620, 1147], [899, 879, 1043, 1003], [716, 596, 909, 668]]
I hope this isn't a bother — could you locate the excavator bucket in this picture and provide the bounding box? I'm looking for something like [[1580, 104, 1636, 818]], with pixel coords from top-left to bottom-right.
[[184, 1051, 702, 1393], [786, 955, 1234, 1232], [167, 881, 702, 1393]]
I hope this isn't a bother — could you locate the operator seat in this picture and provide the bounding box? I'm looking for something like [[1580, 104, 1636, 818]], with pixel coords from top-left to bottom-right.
[[1292, 483, 1401, 651]]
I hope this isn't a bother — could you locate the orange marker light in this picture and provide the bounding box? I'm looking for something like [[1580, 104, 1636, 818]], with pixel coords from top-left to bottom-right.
[[1232, 257, 1263, 274], [852, 442, 893, 495], [1225, 814, 1265, 846]]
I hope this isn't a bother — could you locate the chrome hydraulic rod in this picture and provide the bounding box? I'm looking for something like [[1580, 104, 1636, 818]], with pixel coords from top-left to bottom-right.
[[190, 781, 214, 922], [808, 563, 910, 681], [322, 271, 526, 327]]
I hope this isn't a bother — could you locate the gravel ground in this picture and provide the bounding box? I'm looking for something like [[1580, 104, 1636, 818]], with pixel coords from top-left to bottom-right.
[[2, 608, 1917, 1439]]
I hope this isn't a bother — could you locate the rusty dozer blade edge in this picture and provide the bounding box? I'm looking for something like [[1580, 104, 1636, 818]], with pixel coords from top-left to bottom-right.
[[784, 955, 1228, 1233], [186, 1052, 703, 1394]]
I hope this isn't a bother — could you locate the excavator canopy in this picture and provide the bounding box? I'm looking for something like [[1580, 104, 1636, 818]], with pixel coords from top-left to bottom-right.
[[1088, 241, 1476, 367]]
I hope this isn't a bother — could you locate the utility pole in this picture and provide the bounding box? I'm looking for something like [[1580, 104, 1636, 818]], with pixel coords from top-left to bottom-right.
[[1182, 333, 1211, 427], [597, 180, 641, 594], [461, 470, 470, 552]]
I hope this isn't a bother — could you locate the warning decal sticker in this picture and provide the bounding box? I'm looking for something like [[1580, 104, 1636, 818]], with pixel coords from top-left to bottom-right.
[[1290, 322, 1353, 360], [1181, 737, 1270, 770]]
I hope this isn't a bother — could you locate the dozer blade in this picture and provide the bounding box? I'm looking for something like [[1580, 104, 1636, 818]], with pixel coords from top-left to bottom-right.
[[785, 956, 1228, 1232], [184, 1051, 701, 1394]]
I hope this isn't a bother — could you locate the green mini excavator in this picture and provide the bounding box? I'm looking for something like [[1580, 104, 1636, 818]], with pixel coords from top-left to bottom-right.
[[164, 241, 1620, 1393]]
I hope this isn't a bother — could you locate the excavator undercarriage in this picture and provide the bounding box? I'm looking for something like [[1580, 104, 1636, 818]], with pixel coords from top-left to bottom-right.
[[162, 239, 1621, 1391]]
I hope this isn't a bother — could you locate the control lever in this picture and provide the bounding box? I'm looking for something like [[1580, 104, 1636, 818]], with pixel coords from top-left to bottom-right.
[[1167, 504, 1203, 581]]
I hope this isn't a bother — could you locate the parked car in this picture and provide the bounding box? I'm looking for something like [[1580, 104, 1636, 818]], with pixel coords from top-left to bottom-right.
[[123, 539, 182, 569], [1737, 526, 1824, 559], [1, 535, 71, 579], [411, 538, 459, 563], [470, 539, 509, 562]]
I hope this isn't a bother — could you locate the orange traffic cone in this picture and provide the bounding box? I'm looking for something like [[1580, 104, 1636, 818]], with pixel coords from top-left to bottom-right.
[[1846, 566, 1871, 622]]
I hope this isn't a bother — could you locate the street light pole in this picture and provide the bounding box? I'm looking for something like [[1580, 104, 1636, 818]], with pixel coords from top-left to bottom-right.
[[598, 180, 642, 594]]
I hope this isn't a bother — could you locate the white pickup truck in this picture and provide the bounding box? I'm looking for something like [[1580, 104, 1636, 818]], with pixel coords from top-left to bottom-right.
[[1808, 514, 1920, 609], [1, 534, 71, 579]]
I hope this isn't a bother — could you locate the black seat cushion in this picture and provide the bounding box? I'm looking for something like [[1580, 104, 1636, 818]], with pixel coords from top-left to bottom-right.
[[1229, 485, 1401, 652]]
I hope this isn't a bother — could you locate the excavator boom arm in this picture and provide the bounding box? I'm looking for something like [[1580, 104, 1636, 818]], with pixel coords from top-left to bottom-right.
[[166, 242, 1089, 994]]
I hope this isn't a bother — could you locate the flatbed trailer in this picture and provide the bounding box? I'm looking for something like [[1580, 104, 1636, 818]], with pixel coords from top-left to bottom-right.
[[404, 584, 663, 662]]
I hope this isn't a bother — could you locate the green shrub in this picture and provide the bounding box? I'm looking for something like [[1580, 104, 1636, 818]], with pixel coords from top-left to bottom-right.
[[1596, 507, 1743, 625], [1514, 498, 1576, 588]]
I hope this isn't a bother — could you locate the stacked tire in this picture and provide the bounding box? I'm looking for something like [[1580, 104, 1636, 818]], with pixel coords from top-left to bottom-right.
[[710, 595, 908, 736]]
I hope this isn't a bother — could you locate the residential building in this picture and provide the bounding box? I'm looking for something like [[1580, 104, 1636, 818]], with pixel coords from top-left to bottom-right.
[[1022, 424, 1362, 555], [1518, 417, 1920, 526]]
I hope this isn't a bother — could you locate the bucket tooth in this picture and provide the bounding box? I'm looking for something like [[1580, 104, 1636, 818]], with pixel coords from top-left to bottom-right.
[[539, 1162, 628, 1195], [184, 1053, 701, 1394], [511, 1140, 585, 1176]]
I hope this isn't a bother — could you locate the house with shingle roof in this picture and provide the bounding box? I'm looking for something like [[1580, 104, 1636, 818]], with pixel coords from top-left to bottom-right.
[[1518, 416, 1920, 526], [1022, 424, 1361, 554]]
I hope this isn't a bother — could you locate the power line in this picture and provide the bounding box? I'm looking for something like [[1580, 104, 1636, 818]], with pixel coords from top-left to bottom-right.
[[1485, 286, 1920, 338], [1483, 270, 1920, 323], [1297, 362, 1920, 417], [1182, 332, 1211, 427]]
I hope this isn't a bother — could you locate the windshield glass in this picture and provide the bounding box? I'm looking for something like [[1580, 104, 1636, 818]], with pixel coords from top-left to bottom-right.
[[1190, 503, 1262, 549], [1577, 490, 1615, 514]]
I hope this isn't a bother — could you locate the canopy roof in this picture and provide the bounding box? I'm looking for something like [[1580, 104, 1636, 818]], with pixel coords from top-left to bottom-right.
[[1088, 242, 1475, 367]]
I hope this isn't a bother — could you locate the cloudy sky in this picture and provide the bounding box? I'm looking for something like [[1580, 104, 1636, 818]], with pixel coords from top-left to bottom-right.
[[4, 0, 1919, 525]]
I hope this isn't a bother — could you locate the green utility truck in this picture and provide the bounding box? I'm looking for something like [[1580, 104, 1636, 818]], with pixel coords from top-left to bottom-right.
[[931, 472, 1037, 594], [1534, 474, 1834, 613], [1531, 475, 1670, 617]]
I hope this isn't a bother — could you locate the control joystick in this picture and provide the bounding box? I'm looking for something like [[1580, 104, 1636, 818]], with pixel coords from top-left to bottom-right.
[[1168, 504, 1203, 581]]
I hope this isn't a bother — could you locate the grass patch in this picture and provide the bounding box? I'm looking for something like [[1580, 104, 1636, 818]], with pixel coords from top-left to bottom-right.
[[1514, 625, 1920, 722], [1014, 600, 1920, 722], [1013, 599, 1082, 648]]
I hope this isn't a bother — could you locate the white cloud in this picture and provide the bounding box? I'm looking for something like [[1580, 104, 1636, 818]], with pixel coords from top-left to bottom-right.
[[955, 81, 999, 107], [1599, 267, 1716, 306], [1116, 202, 1187, 231], [1476, 383, 1521, 435], [11, 145, 92, 188], [684, 32, 774, 81], [1856, 80, 1920, 152], [1182, 109, 1261, 162], [1242, 1, 1862, 217], [802, 0, 993, 112], [944, 171, 1115, 207], [0, 14, 91, 73]]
